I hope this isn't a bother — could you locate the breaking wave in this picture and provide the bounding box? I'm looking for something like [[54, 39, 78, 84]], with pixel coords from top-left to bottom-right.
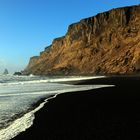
[[0, 75, 113, 140]]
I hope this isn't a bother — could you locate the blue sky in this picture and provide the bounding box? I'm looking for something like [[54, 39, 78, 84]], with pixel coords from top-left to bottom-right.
[[0, 0, 140, 73]]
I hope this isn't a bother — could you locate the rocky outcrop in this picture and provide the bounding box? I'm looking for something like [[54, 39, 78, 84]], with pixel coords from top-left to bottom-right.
[[3, 69, 8, 75], [24, 5, 140, 75]]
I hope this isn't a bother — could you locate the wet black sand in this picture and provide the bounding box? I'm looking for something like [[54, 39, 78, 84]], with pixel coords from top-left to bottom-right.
[[13, 76, 140, 140]]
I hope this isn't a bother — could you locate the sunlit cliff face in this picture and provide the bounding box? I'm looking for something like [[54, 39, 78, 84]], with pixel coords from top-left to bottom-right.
[[24, 5, 140, 75]]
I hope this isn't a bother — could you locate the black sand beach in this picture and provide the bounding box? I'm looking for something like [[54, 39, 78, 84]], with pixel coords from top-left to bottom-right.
[[13, 76, 140, 140]]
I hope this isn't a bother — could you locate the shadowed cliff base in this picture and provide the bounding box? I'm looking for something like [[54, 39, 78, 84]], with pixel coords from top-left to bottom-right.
[[13, 76, 140, 140], [23, 4, 140, 75]]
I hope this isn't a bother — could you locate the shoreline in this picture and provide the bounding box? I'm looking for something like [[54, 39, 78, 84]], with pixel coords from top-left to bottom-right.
[[13, 76, 140, 140], [0, 95, 55, 140]]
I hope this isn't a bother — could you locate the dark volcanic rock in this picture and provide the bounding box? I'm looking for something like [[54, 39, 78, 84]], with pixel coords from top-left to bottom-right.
[[14, 72, 22, 76], [24, 5, 140, 75]]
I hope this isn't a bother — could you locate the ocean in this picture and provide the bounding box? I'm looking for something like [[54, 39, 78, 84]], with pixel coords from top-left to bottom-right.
[[0, 74, 111, 140]]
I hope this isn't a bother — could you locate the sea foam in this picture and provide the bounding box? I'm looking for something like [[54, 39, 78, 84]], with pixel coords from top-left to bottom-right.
[[0, 84, 113, 140]]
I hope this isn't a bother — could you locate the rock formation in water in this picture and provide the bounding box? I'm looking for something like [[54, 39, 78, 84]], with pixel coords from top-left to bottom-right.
[[24, 5, 140, 75], [3, 69, 9, 75], [14, 72, 22, 76]]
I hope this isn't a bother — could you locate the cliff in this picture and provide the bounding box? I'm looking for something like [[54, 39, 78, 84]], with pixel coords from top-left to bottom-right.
[[24, 5, 140, 75]]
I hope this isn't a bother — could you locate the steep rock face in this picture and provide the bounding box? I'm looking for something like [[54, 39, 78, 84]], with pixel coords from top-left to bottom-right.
[[24, 5, 140, 75]]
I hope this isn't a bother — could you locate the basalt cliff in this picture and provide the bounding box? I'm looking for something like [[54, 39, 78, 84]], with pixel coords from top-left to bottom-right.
[[24, 5, 140, 75]]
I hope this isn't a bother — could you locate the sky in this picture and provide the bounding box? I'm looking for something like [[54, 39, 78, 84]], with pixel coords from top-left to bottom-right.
[[0, 0, 140, 73]]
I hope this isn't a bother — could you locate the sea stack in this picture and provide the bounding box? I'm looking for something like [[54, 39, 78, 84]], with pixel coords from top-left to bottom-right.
[[3, 69, 9, 75], [23, 5, 140, 75]]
